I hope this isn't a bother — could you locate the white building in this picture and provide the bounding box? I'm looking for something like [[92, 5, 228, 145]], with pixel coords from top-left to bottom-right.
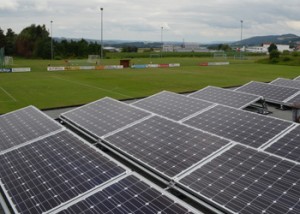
[[245, 43, 292, 53], [262, 43, 292, 52]]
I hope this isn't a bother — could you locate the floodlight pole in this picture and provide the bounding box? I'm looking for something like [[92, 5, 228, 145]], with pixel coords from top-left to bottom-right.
[[240, 20, 243, 52], [50, 20, 53, 60], [100, 8, 103, 60], [161, 26, 163, 58]]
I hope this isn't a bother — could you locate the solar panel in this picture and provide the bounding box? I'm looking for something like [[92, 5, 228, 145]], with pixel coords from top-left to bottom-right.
[[0, 130, 127, 214], [60, 97, 151, 139], [235, 81, 299, 104], [271, 78, 300, 90], [264, 125, 300, 163], [178, 144, 300, 214], [54, 173, 198, 214], [132, 91, 214, 121], [284, 92, 300, 106], [183, 105, 293, 148], [188, 86, 263, 109], [0, 106, 63, 153], [104, 115, 231, 179]]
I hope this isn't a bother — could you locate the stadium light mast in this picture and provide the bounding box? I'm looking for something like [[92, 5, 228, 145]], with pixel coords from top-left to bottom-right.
[[100, 7, 103, 60], [50, 20, 53, 60], [161, 26, 163, 57], [240, 20, 243, 49]]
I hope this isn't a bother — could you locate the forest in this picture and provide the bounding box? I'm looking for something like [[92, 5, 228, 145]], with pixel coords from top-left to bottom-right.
[[0, 24, 102, 59]]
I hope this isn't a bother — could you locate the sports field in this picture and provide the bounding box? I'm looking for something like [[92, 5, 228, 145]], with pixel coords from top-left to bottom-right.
[[0, 57, 299, 114]]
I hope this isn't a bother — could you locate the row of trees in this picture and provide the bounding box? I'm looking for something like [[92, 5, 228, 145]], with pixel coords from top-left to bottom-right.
[[0, 25, 102, 59]]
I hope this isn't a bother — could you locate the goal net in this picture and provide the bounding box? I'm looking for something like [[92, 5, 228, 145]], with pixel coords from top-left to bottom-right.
[[87, 55, 100, 64], [213, 52, 227, 59], [0, 48, 4, 68], [4, 56, 13, 66]]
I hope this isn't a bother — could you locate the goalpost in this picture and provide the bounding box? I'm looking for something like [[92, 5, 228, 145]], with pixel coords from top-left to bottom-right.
[[0, 48, 4, 69], [213, 52, 227, 59], [4, 56, 13, 66], [87, 55, 100, 64]]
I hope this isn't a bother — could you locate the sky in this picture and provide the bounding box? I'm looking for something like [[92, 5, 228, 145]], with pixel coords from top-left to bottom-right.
[[1, 0, 300, 43]]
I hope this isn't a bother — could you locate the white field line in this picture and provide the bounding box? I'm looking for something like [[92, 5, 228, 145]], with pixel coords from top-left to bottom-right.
[[51, 76, 131, 98], [0, 87, 17, 102]]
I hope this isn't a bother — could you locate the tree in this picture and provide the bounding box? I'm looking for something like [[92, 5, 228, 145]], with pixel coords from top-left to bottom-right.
[[0, 28, 5, 48], [269, 50, 280, 61], [268, 43, 277, 53], [122, 46, 138, 52], [15, 24, 49, 58], [5, 28, 16, 55]]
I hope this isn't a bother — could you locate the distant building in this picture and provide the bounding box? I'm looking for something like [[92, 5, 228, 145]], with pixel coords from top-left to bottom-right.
[[245, 43, 292, 53], [103, 47, 121, 52], [163, 43, 209, 52]]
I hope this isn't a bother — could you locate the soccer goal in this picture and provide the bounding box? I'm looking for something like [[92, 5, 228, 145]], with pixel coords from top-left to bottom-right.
[[4, 56, 13, 66], [87, 55, 100, 64], [213, 52, 227, 59], [0, 48, 4, 68]]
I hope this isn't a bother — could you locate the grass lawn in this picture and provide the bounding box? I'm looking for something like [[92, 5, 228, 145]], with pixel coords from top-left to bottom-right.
[[0, 56, 299, 114]]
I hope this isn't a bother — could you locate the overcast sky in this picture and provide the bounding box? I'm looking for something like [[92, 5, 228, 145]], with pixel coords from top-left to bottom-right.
[[1, 0, 300, 43]]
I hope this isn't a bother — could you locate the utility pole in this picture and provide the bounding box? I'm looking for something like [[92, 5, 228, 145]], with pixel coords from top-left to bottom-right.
[[161, 26, 163, 57], [100, 8, 103, 60], [50, 20, 53, 60]]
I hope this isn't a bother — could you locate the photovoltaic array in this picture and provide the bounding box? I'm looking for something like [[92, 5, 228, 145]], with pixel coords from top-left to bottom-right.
[[0, 105, 199, 214], [55, 174, 197, 214], [60, 97, 151, 139], [183, 105, 293, 148], [236, 81, 299, 104], [264, 125, 300, 163], [188, 86, 262, 109], [271, 78, 300, 90], [132, 91, 214, 121], [178, 144, 300, 214], [0, 106, 63, 153], [104, 115, 231, 179], [1, 81, 300, 214]]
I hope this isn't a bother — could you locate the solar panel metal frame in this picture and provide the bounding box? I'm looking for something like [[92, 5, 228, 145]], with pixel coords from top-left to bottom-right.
[[235, 81, 299, 105], [175, 143, 300, 214], [262, 125, 300, 164], [188, 86, 263, 109], [50, 172, 201, 214], [294, 76, 300, 81], [182, 104, 296, 149], [59, 97, 152, 140], [0, 105, 64, 154], [270, 78, 300, 90], [0, 129, 130, 214], [131, 90, 215, 121], [284, 91, 300, 106], [102, 115, 233, 181]]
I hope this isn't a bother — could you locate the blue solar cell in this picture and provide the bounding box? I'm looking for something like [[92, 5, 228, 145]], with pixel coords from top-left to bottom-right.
[[0, 130, 126, 214], [189, 86, 262, 109], [104, 115, 230, 179], [60, 97, 151, 139], [132, 91, 213, 121], [179, 144, 300, 214], [183, 105, 293, 148], [236, 81, 299, 104], [0, 106, 63, 152], [265, 126, 300, 163], [56, 174, 196, 214]]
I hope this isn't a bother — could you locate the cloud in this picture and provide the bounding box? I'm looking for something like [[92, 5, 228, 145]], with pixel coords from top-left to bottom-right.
[[0, 0, 19, 10], [0, 0, 300, 42]]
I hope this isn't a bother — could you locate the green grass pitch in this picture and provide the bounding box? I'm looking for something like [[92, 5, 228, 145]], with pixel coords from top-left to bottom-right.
[[0, 57, 299, 114]]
